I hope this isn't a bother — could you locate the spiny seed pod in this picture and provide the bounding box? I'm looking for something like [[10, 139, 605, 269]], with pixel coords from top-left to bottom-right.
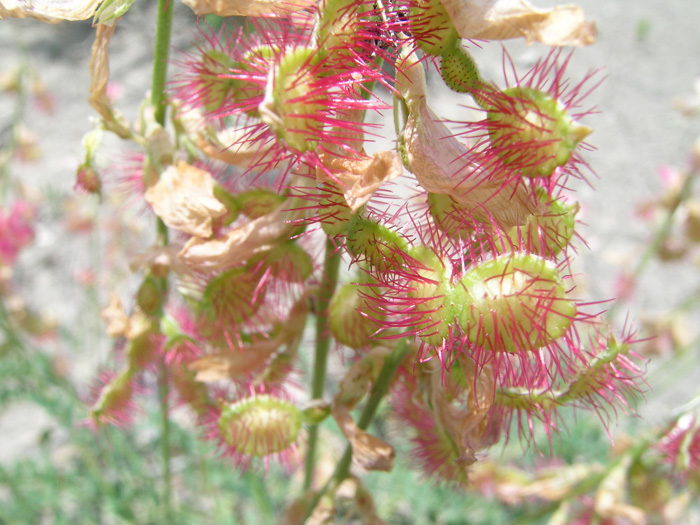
[[236, 188, 285, 219], [427, 192, 474, 240], [260, 46, 323, 153], [249, 241, 314, 283], [439, 43, 494, 108], [498, 190, 579, 256], [457, 253, 575, 352], [405, 245, 452, 345], [345, 217, 408, 271], [217, 395, 303, 459], [486, 86, 592, 178], [199, 267, 266, 325], [137, 274, 164, 315], [198, 48, 238, 113], [329, 282, 382, 349], [409, 0, 459, 56]]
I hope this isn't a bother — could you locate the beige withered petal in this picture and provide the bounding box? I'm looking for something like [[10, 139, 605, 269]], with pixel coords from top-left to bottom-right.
[[332, 403, 396, 472], [129, 245, 191, 277], [196, 124, 277, 170], [145, 161, 226, 238], [189, 315, 303, 381], [101, 292, 129, 337], [178, 183, 307, 271], [89, 23, 131, 139], [440, 0, 596, 46], [317, 150, 403, 212], [398, 58, 541, 229], [330, 347, 395, 472], [594, 455, 646, 525], [0, 0, 102, 22], [182, 0, 315, 17]]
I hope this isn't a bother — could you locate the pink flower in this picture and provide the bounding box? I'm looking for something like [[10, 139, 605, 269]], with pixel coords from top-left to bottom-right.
[[0, 200, 36, 266]]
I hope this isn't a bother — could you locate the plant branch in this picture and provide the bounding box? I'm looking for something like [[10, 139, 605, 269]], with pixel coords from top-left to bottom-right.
[[304, 238, 341, 490]]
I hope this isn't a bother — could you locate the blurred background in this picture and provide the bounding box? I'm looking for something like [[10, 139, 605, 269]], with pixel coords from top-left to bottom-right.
[[1, 1, 699, 522]]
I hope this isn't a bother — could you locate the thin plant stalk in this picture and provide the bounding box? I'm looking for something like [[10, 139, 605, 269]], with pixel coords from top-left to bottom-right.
[[303, 338, 411, 520], [304, 238, 341, 490], [150, 0, 174, 518]]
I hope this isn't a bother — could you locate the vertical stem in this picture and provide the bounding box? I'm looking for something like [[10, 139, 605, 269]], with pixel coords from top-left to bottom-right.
[[303, 338, 411, 520], [158, 357, 173, 521], [151, 0, 174, 126], [150, 0, 174, 518], [304, 238, 341, 490]]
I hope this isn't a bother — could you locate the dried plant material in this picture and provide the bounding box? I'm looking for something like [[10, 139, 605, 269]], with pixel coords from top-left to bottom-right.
[[398, 59, 541, 229], [331, 347, 395, 472], [145, 161, 225, 238], [101, 293, 129, 337], [88, 23, 131, 139], [182, 0, 315, 18], [0, 0, 102, 22], [189, 323, 294, 382], [336, 478, 387, 525], [441, 0, 597, 46], [178, 195, 305, 272], [128, 245, 191, 277], [332, 403, 396, 472], [594, 455, 646, 525], [317, 150, 403, 212], [196, 125, 277, 169]]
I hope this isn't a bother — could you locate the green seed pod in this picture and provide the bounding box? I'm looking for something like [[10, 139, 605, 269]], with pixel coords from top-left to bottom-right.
[[249, 241, 314, 283], [260, 46, 322, 153], [199, 267, 266, 325], [458, 253, 575, 352], [498, 190, 579, 256], [218, 395, 303, 457], [329, 282, 382, 349], [345, 217, 409, 271], [137, 274, 164, 316], [236, 188, 285, 219], [487, 86, 592, 178], [409, 0, 459, 56]]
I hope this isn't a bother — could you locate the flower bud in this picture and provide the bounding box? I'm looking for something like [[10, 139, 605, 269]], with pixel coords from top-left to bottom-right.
[[487, 86, 592, 178], [458, 253, 575, 352]]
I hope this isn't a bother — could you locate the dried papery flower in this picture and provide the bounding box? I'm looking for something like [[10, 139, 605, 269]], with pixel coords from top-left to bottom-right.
[[397, 55, 542, 230], [209, 394, 303, 471], [439, 0, 596, 46], [144, 161, 226, 238], [391, 354, 495, 485], [0, 0, 102, 22], [183, 0, 316, 17]]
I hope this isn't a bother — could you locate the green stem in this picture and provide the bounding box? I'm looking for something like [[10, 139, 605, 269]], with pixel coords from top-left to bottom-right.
[[150, 0, 174, 126], [158, 357, 173, 521], [303, 238, 341, 490], [150, 0, 174, 518], [303, 338, 411, 520]]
